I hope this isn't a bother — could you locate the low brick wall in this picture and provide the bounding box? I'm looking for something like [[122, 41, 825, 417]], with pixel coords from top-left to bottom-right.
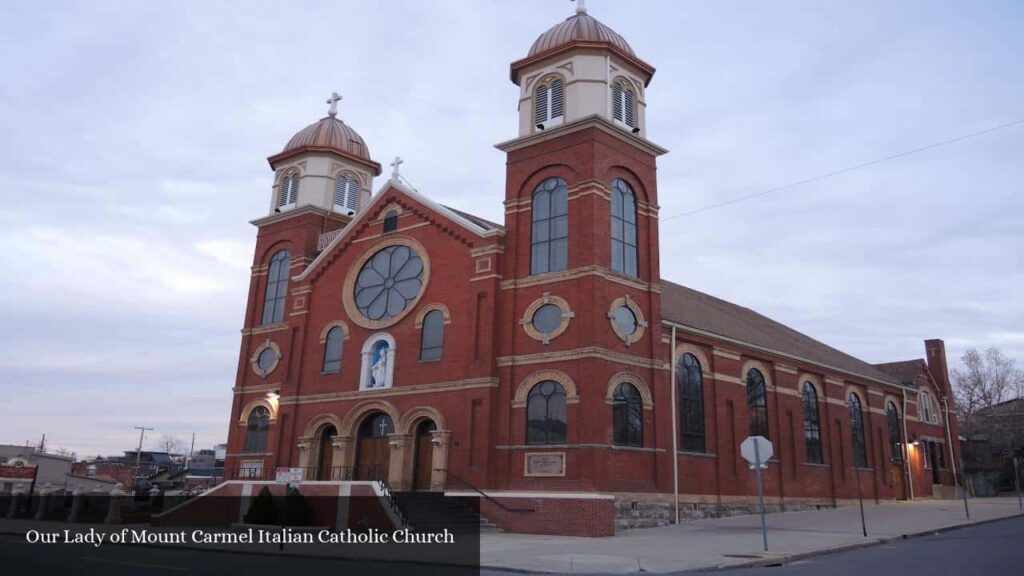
[[472, 494, 615, 537]]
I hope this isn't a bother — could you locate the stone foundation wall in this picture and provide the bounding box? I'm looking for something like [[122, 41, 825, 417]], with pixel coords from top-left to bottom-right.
[[614, 497, 833, 531]]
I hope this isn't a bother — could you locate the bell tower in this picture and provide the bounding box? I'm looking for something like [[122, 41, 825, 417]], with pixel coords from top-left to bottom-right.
[[491, 4, 670, 491]]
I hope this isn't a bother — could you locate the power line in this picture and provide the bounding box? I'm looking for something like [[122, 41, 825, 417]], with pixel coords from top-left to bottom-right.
[[662, 117, 1024, 221]]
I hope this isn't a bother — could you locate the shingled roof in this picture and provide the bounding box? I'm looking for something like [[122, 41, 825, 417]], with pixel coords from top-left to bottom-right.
[[873, 359, 928, 387], [660, 280, 900, 386]]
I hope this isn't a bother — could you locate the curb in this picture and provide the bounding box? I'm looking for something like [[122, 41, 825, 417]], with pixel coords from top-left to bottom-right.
[[697, 512, 1024, 574]]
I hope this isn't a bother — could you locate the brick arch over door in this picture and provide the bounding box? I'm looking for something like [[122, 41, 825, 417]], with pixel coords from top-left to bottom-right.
[[339, 399, 401, 437], [398, 406, 448, 435]]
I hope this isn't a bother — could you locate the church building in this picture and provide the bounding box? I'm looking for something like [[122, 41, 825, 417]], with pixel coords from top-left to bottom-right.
[[224, 4, 962, 536]]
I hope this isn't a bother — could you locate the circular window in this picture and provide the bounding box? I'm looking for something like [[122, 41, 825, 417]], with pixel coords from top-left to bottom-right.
[[251, 341, 282, 378], [608, 296, 646, 346], [257, 348, 277, 372], [354, 244, 424, 321], [533, 304, 563, 334], [611, 306, 638, 336], [522, 295, 573, 344]]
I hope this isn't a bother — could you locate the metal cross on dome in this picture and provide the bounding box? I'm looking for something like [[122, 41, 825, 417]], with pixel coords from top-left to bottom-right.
[[572, 0, 586, 14], [326, 92, 342, 117], [390, 156, 404, 180]]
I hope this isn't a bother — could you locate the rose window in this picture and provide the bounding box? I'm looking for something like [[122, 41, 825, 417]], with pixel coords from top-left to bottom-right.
[[354, 245, 425, 321]]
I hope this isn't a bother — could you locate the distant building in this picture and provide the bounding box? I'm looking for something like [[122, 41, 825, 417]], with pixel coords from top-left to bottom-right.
[[0, 445, 73, 493]]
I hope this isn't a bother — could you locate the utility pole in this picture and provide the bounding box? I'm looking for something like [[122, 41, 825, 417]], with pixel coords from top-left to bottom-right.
[[133, 426, 153, 487], [189, 433, 196, 467]]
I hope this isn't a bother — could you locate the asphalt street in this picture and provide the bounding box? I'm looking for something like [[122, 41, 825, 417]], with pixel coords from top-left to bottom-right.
[[687, 514, 1024, 576]]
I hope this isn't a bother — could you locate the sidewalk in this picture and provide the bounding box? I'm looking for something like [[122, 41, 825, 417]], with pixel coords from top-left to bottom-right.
[[478, 497, 1024, 573]]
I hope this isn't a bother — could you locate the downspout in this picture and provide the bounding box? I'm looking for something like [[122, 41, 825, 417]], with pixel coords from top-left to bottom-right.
[[670, 325, 680, 524], [902, 389, 914, 500], [942, 397, 960, 496]]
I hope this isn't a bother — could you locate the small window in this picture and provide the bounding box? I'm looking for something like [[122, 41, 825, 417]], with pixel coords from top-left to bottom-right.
[[532, 304, 563, 334], [257, 348, 278, 374], [678, 353, 705, 452], [746, 368, 769, 438], [261, 250, 291, 325], [920, 391, 938, 424], [419, 309, 445, 361], [322, 326, 343, 373], [802, 382, 823, 464], [244, 406, 271, 453], [612, 382, 643, 447], [334, 176, 359, 212], [849, 393, 868, 468], [611, 306, 637, 337], [611, 80, 636, 128], [534, 77, 565, 128], [526, 380, 567, 445], [530, 177, 569, 274], [277, 171, 299, 209], [383, 210, 398, 233]]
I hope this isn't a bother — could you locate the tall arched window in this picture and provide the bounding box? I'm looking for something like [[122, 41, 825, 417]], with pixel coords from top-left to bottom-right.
[[277, 170, 299, 209], [610, 179, 638, 277], [919, 391, 938, 424], [526, 380, 567, 444], [530, 177, 568, 275], [322, 326, 343, 374], [802, 382, 823, 464], [244, 406, 270, 453], [678, 353, 705, 452], [612, 382, 643, 447], [611, 80, 636, 128], [334, 175, 359, 212], [534, 77, 565, 128], [746, 368, 769, 438], [261, 250, 291, 325], [887, 401, 903, 463], [419, 309, 445, 361], [849, 392, 868, 468]]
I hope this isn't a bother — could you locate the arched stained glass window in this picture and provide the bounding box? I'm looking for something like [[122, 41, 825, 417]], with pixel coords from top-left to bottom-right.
[[678, 353, 705, 452], [612, 382, 643, 447], [244, 406, 270, 453], [419, 309, 445, 361], [322, 326, 343, 374], [526, 380, 567, 445], [611, 179, 638, 277], [530, 177, 568, 275], [802, 382, 823, 464], [849, 393, 868, 468], [261, 250, 291, 325], [887, 401, 903, 463], [746, 368, 769, 438]]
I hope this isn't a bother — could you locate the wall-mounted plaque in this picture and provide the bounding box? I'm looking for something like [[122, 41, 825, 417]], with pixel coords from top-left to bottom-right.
[[524, 452, 566, 477]]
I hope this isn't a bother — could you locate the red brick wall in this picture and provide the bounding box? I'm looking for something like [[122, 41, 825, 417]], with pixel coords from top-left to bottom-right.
[[479, 496, 615, 537]]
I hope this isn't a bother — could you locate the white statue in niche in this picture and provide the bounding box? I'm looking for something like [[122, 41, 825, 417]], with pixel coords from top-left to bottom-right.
[[370, 340, 389, 388]]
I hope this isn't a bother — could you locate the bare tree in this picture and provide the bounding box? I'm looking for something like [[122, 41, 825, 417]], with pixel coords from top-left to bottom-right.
[[153, 434, 186, 455], [953, 347, 1024, 429]]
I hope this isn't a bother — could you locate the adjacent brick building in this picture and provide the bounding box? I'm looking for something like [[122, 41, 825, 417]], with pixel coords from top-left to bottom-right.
[[223, 5, 962, 536]]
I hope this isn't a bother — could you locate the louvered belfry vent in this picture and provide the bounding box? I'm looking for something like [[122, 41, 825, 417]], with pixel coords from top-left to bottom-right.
[[612, 82, 624, 122], [550, 79, 564, 119], [278, 172, 298, 207], [624, 88, 635, 127], [334, 176, 359, 212], [535, 85, 549, 125]]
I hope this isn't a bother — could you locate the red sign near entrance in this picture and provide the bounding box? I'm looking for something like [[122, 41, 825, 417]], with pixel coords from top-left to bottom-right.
[[0, 463, 38, 480]]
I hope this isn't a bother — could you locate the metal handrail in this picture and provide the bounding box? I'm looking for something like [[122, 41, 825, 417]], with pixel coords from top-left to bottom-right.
[[446, 471, 534, 513], [377, 478, 407, 527]]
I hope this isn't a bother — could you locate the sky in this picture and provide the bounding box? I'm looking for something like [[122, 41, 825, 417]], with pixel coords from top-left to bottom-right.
[[0, 0, 1021, 458]]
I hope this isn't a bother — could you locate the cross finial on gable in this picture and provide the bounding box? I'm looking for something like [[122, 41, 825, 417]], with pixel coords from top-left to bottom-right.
[[326, 92, 342, 117], [390, 156, 404, 181]]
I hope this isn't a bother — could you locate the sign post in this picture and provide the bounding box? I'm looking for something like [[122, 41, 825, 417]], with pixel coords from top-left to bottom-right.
[[740, 436, 773, 552], [275, 467, 303, 550], [1014, 457, 1022, 512]]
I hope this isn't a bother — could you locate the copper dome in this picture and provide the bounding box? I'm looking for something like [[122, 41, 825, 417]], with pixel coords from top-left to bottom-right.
[[528, 12, 634, 58], [281, 116, 371, 162]]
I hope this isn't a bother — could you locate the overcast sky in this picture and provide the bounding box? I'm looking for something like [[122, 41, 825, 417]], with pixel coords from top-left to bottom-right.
[[1, 0, 1021, 458]]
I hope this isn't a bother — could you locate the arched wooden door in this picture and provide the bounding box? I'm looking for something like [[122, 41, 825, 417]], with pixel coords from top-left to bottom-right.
[[412, 420, 437, 491], [316, 425, 336, 480], [355, 413, 393, 481]]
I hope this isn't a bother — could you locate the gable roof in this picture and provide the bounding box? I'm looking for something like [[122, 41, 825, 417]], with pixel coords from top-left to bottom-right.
[[873, 360, 928, 387], [660, 280, 901, 387], [295, 178, 502, 282]]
